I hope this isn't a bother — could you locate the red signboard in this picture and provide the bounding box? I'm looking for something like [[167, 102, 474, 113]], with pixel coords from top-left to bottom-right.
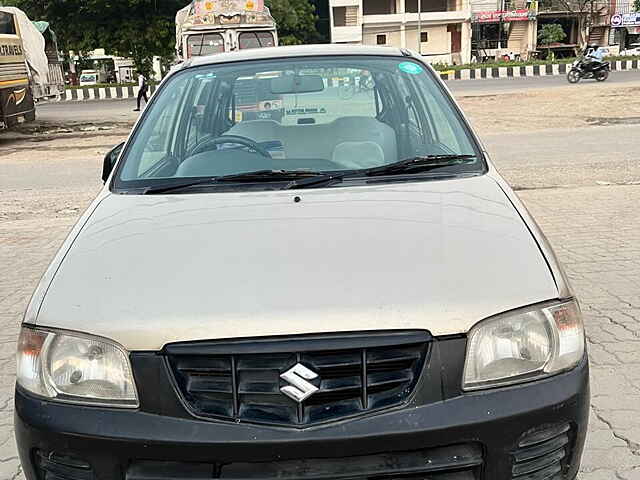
[[473, 9, 532, 23]]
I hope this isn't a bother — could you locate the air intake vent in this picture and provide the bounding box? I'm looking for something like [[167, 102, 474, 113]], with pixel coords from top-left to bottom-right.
[[512, 423, 572, 480], [166, 331, 430, 426], [35, 451, 94, 480]]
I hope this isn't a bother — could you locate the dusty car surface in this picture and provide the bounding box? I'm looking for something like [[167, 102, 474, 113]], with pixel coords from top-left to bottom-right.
[[15, 45, 588, 480]]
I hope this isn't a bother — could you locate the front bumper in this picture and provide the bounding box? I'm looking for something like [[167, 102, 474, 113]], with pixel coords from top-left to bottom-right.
[[15, 355, 589, 480]]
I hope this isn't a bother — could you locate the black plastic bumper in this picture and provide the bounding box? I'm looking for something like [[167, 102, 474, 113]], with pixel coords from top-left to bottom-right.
[[15, 356, 588, 480]]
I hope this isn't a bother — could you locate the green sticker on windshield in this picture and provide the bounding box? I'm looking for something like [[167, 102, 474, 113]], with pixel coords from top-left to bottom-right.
[[398, 62, 423, 74]]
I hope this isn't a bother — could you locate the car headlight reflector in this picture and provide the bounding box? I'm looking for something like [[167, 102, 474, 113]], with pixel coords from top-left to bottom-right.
[[16, 327, 138, 407], [463, 300, 585, 391]]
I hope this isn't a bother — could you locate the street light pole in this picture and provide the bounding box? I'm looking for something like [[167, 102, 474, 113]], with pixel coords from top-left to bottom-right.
[[498, 0, 505, 50], [418, 0, 422, 54]]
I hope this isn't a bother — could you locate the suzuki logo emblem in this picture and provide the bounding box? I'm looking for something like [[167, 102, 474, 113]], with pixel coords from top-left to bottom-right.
[[280, 363, 319, 403]]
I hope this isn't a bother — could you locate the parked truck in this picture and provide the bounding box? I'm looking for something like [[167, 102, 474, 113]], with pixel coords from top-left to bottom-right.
[[0, 7, 65, 129], [0, 7, 35, 128], [175, 0, 278, 61]]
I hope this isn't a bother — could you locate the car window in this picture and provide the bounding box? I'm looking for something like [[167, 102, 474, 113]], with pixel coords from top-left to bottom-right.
[[230, 68, 377, 127], [116, 56, 483, 188]]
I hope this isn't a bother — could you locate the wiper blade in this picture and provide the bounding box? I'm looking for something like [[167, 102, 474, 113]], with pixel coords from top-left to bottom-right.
[[213, 169, 323, 182], [282, 173, 344, 190], [362, 154, 478, 177], [142, 170, 328, 195], [143, 178, 218, 195]]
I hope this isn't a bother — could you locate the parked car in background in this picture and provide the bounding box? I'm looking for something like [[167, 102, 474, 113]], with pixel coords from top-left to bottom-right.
[[621, 43, 640, 56], [15, 45, 589, 480], [79, 69, 105, 86]]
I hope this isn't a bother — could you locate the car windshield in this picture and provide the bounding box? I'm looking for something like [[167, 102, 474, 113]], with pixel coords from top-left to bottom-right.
[[114, 55, 484, 191]]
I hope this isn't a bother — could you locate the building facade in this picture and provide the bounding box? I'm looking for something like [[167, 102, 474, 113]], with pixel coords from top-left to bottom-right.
[[329, 0, 473, 64], [609, 0, 640, 52], [470, 0, 538, 60]]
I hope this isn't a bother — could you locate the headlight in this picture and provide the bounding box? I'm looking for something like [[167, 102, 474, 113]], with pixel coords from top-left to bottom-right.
[[463, 300, 585, 391], [16, 327, 138, 407]]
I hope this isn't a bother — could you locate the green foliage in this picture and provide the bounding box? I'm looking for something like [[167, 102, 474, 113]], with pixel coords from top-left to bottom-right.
[[537, 24, 567, 47], [265, 0, 320, 45], [5, 0, 322, 74], [634, 0, 640, 11], [5, 0, 185, 78]]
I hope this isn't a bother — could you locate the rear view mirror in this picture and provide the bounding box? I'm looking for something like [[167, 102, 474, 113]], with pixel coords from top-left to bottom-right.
[[270, 75, 324, 95], [102, 142, 125, 183]]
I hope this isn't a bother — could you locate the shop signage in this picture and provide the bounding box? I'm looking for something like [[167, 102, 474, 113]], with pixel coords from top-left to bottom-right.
[[473, 9, 533, 23], [611, 13, 640, 27]]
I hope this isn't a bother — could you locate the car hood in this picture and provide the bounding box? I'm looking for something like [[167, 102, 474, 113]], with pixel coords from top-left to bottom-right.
[[37, 176, 558, 351]]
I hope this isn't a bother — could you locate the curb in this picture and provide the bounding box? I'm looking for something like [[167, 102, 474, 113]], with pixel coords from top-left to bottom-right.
[[439, 58, 640, 81], [59, 84, 158, 102]]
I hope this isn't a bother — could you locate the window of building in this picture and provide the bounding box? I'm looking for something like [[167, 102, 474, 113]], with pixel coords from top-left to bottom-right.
[[363, 0, 396, 15], [0, 12, 17, 35], [421, 32, 429, 42], [377, 34, 387, 45], [333, 6, 358, 26], [405, 0, 447, 13], [333, 7, 347, 26]]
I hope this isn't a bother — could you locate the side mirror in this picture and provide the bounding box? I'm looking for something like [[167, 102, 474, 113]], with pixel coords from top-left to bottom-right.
[[102, 142, 125, 183]]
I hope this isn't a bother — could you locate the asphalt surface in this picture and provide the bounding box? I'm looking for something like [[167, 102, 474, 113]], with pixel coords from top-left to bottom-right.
[[447, 68, 640, 96], [32, 69, 640, 125], [2, 69, 640, 480]]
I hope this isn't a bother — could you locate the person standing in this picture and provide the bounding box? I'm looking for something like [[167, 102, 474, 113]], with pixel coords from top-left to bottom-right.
[[133, 72, 149, 112]]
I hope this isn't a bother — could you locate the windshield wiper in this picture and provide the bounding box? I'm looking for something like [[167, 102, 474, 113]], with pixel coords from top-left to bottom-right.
[[142, 170, 331, 195], [282, 174, 344, 190], [361, 154, 478, 177]]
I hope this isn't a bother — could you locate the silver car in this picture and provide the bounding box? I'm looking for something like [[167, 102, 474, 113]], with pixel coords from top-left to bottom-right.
[[15, 45, 588, 480]]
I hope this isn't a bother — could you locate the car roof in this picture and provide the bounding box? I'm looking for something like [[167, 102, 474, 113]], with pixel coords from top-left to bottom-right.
[[186, 44, 409, 68]]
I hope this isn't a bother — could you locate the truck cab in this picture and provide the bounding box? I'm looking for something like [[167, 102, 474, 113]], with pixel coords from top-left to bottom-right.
[[176, 0, 278, 61]]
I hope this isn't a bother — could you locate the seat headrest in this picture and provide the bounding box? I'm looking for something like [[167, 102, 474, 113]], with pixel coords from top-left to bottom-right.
[[332, 141, 386, 170]]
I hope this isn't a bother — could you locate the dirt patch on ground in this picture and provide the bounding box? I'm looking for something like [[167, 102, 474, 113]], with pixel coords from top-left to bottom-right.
[[457, 82, 640, 136]]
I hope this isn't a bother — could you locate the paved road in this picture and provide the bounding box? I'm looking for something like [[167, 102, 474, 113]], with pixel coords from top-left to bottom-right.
[[448, 68, 640, 96], [36, 98, 139, 124], [2, 76, 640, 479], [31, 68, 640, 126]]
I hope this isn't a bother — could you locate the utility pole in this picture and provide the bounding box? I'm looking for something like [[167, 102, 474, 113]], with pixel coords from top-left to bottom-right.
[[417, 0, 422, 54], [497, 0, 505, 49]]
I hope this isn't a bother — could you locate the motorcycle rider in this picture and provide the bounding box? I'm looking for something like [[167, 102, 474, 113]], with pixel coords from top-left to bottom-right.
[[583, 45, 605, 72]]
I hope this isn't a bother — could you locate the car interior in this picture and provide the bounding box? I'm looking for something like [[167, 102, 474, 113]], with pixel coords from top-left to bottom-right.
[[127, 62, 468, 182]]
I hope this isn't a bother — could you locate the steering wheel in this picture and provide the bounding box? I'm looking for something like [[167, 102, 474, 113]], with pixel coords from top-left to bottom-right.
[[190, 135, 272, 159]]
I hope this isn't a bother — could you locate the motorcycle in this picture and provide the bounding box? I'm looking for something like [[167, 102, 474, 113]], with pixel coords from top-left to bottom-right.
[[567, 58, 610, 83]]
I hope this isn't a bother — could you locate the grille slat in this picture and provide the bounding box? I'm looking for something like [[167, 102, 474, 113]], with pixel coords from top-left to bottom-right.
[[512, 423, 572, 480], [167, 333, 429, 426]]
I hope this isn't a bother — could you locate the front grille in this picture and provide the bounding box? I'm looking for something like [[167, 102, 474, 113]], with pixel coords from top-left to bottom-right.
[[35, 451, 94, 480], [127, 444, 482, 480], [166, 331, 429, 426], [512, 423, 572, 480]]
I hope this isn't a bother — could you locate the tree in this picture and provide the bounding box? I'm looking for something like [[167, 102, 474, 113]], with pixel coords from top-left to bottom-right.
[[266, 0, 321, 45], [4, 0, 185, 78], [5, 0, 323, 73], [635, 0, 640, 11], [538, 23, 566, 60]]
